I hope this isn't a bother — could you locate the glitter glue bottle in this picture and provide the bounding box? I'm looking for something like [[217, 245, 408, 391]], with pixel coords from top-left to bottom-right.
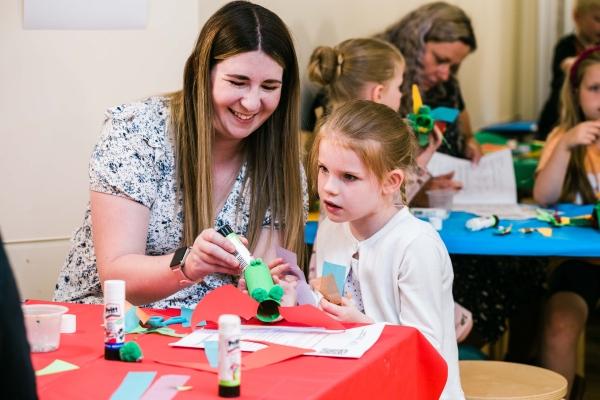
[[465, 215, 499, 232], [218, 314, 241, 398], [104, 280, 125, 360], [217, 224, 253, 270]]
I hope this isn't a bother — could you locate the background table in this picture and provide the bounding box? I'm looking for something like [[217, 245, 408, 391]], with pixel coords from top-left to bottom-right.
[[438, 204, 600, 257], [31, 302, 447, 399]]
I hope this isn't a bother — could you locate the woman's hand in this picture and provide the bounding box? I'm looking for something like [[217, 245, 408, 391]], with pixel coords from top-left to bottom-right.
[[562, 121, 600, 149], [464, 137, 483, 164], [184, 228, 243, 281], [428, 171, 463, 191], [319, 297, 373, 323], [273, 275, 299, 307]]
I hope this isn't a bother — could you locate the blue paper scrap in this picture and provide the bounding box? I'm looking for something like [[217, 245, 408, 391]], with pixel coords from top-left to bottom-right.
[[322, 261, 349, 296]]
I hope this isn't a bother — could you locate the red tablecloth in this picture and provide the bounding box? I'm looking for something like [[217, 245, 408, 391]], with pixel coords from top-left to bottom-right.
[[31, 302, 447, 399]]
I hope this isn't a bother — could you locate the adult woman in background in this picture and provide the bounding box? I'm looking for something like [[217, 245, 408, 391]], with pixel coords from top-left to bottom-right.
[[376, 1, 481, 162], [54, 1, 306, 308], [378, 2, 546, 356]]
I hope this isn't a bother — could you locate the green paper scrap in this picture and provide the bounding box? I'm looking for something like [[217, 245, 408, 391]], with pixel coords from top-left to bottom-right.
[[125, 306, 140, 333], [127, 325, 186, 338], [36, 359, 79, 376], [204, 340, 219, 368], [110, 371, 157, 400]]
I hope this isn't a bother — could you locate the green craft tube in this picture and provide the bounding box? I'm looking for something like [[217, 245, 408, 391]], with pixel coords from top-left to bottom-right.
[[243, 258, 283, 323]]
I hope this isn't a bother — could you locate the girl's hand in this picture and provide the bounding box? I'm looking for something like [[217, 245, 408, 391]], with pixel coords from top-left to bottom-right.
[[184, 228, 243, 281], [319, 297, 373, 323], [429, 125, 444, 151], [562, 121, 600, 149]]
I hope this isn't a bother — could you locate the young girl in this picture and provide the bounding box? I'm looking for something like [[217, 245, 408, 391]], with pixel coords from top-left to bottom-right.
[[309, 100, 463, 400], [307, 38, 455, 208], [534, 46, 600, 397]]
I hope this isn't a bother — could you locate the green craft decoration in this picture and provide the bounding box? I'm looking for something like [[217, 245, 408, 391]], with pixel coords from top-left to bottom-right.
[[407, 105, 435, 147], [119, 341, 143, 362], [244, 258, 283, 323]]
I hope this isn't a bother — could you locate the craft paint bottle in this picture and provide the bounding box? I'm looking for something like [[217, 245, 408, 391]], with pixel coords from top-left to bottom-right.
[[217, 224, 253, 270], [104, 280, 125, 360], [465, 215, 499, 231], [218, 314, 241, 398]]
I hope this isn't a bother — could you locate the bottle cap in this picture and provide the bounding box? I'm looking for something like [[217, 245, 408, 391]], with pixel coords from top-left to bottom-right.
[[218, 314, 241, 333], [217, 224, 233, 237], [61, 313, 76, 333], [104, 280, 125, 303]]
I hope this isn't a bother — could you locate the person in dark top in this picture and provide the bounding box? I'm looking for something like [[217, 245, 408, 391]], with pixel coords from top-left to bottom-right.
[[0, 233, 38, 399], [536, 0, 600, 140], [375, 1, 481, 162]]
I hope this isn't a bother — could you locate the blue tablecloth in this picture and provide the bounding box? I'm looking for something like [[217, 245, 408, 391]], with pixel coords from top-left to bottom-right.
[[438, 204, 600, 257], [304, 204, 600, 257]]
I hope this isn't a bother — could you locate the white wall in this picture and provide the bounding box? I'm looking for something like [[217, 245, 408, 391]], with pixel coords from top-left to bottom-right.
[[1, 0, 535, 300], [0, 0, 200, 299]]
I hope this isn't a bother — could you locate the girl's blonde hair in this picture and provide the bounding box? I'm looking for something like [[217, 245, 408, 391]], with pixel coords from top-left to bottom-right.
[[375, 1, 476, 116], [309, 100, 417, 204], [308, 38, 404, 111], [169, 1, 305, 264], [558, 48, 600, 203]]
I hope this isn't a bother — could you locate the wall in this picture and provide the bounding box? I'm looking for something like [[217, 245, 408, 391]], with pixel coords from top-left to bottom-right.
[[1, 0, 534, 300], [0, 0, 200, 299]]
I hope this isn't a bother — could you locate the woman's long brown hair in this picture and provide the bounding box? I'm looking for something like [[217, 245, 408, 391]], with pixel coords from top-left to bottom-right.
[[170, 1, 305, 265]]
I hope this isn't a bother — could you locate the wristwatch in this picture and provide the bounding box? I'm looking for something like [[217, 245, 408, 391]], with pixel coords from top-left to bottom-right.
[[169, 246, 195, 287]]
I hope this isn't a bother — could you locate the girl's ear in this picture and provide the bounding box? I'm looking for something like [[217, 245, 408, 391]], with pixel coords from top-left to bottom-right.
[[382, 168, 404, 195], [368, 83, 385, 104]]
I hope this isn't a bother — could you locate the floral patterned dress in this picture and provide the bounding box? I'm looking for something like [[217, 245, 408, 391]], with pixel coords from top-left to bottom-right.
[[54, 97, 276, 308]]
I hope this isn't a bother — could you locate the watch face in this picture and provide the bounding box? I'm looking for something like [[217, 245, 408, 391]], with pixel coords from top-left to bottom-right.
[[170, 246, 189, 269]]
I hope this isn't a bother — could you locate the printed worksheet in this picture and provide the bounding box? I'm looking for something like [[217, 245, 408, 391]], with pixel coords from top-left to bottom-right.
[[427, 149, 517, 205], [170, 323, 385, 359]]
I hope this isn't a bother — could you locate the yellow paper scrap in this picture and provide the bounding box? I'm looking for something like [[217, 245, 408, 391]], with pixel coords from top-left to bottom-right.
[[537, 228, 553, 237], [176, 385, 193, 391], [36, 359, 79, 376]]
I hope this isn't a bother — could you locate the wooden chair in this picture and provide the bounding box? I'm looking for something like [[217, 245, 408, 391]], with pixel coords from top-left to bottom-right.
[[460, 360, 567, 400]]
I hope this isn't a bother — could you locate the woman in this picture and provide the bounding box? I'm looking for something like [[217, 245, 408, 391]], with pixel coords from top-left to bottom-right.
[[379, 2, 546, 355], [376, 1, 481, 162], [54, 1, 306, 308]]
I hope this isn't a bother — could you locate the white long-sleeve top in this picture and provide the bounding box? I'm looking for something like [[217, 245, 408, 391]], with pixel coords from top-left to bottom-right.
[[316, 207, 463, 400]]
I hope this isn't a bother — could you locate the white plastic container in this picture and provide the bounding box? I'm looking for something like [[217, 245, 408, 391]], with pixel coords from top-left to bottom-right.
[[218, 314, 241, 397], [22, 304, 69, 352], [104, 279, 125, 360]]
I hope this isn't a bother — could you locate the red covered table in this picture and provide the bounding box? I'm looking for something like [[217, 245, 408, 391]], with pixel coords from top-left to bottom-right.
[[31, 302, 447, 399]]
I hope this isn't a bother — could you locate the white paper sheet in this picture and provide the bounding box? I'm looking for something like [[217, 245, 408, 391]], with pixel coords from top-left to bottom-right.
[[170, 323, 386, 359], [427, 149, 517, 206]]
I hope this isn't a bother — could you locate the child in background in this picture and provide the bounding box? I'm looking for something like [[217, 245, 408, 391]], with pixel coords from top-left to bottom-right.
[[310, 100, 463, 400], [307, 38, 459, 210], [534, 47, 600, 398], [537, 0, 600, 139]]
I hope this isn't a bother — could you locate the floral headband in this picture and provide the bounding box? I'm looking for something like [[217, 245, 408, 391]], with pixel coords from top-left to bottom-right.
[[570, 45, 600, 86]]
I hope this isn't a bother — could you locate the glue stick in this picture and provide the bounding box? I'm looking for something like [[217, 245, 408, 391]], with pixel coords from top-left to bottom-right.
[[218, 314, 241, 398], [104, 280, 125, 360], [465, 215, 499, 232], [217, 224, 253, 270]]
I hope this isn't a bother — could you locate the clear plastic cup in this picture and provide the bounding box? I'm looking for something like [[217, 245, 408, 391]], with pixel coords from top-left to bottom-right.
[[22, 304, 69, 352], [426, 189, 456, 210]]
